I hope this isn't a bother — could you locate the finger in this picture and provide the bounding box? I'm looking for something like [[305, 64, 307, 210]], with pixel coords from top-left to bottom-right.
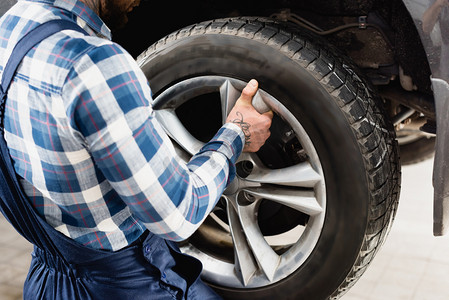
[[239, 79, 259, 103]]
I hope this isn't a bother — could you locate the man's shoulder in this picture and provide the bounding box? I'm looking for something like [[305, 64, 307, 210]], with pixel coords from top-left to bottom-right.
[[0, 0, 114, 59], [45, 30, 115, 65]]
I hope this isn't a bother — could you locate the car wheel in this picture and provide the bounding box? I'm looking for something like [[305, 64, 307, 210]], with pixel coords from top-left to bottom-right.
[[137, 17, 400, 300]]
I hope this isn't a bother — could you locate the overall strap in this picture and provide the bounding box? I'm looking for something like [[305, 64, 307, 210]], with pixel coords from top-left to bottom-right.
[[0, 19, 112, 263], [0, 19, 87, 128]]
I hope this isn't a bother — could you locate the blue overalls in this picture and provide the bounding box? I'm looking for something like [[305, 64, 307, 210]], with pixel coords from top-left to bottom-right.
[[0, 20, 221, 300]]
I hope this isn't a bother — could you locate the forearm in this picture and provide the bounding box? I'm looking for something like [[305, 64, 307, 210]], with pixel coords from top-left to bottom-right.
[[96, 120, 244, 241]]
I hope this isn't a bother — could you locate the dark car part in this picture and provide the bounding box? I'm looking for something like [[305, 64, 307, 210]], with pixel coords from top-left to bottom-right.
[[137, 17, 400, 300], [116, 1, 436, 169], [380, 84, 436, 165]]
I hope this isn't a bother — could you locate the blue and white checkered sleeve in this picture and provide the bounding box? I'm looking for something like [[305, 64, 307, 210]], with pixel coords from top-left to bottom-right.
[[63, 41, 244, 241]]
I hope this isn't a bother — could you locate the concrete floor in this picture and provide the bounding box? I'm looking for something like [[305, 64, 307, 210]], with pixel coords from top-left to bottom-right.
[[0, 157, 447, 300], [0, 213, 32, 299]]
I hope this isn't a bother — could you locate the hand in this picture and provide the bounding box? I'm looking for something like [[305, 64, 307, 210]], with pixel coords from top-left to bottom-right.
[[226, 79, 273, 152]]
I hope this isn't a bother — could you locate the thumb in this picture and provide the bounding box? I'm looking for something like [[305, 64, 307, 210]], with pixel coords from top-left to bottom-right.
[[239, 79, 259, 103]]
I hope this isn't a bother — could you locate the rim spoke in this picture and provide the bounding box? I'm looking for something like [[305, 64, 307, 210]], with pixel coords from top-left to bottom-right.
[[243, 187, 323, 216], [219, 79, 241, 124], [238, 201, 280, 282], [246, 161, 322, 188], [155, 109, 204, 155], [226, 196, 259, 286]]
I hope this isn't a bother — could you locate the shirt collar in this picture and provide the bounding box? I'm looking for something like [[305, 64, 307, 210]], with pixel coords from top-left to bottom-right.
[[21, 0, 112, 40]]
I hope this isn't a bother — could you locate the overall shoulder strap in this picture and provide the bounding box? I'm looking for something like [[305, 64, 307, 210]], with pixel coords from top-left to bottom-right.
[[1, 19, 87, 93], [0, 19, 89, 259], [0, 19, 87, 129]]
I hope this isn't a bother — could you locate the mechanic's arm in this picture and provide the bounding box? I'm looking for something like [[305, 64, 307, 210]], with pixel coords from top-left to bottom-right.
[[63, 42, 272, 241], [422, 0, 448, 34]]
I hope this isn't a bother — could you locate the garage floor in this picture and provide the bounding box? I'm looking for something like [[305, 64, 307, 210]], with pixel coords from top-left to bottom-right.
[[0, 157, 448, 300]]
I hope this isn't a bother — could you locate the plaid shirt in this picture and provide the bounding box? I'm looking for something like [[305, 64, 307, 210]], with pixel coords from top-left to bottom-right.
[[0, 0, 244, 251]]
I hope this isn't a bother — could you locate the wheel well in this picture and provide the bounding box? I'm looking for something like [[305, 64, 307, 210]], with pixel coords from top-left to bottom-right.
[[115, 0, 432, 98]]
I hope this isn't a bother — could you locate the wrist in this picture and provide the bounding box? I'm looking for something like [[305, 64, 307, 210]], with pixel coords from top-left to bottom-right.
[[224, 123, 246, 151]]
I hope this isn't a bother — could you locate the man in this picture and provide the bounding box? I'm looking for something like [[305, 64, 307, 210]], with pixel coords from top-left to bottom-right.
[[0, 0, 272, 299]]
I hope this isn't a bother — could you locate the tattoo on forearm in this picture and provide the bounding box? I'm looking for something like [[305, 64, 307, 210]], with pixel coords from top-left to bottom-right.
[[231, 111, 251, 146]]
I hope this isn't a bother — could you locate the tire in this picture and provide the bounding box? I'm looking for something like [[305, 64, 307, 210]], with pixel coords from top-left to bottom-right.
[[137, 17, 400, 300]]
